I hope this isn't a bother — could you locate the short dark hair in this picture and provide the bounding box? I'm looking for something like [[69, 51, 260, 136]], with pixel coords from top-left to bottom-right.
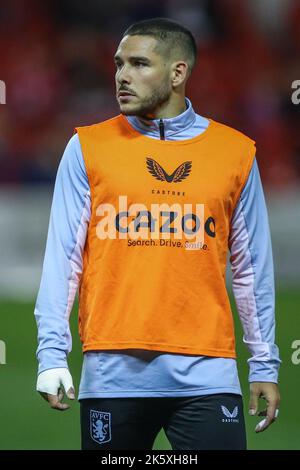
[[123, 17, 197, 74]]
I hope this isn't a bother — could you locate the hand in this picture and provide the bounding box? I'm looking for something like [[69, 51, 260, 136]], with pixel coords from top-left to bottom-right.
[[249, 382, 280, 433], [36, 367, 75, 411]]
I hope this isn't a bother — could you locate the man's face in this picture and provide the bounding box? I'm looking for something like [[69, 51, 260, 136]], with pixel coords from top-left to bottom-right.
[[114, 35, 173, 117]]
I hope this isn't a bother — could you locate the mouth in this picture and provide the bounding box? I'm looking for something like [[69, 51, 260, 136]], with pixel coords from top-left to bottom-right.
[[117, 91, 136, 101]]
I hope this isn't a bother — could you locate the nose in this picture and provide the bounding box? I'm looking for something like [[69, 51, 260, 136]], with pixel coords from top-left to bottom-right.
[[116, 65, 131, 85]]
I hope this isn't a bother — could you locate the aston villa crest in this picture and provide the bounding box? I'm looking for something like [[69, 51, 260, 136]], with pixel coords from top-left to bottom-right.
[[90, 410, 111, 444]]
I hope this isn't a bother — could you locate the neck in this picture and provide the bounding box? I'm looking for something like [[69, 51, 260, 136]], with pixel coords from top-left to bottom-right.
[[142, 94, 187, 121]]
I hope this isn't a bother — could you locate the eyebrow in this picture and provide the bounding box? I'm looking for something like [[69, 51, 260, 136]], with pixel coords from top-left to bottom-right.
[[114, 55, 151, 63]]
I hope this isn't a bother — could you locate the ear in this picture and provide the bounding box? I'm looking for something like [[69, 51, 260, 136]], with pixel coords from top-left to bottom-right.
[[171, 61, 189, 87]]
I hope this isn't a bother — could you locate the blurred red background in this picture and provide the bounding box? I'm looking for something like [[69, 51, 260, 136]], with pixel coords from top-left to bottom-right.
[[1, 0, 300, 188]]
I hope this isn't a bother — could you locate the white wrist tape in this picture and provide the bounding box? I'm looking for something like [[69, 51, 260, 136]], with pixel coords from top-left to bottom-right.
[[36, 368, 74, 395]]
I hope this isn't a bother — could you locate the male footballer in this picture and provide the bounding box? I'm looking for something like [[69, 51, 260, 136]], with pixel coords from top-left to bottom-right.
[[35, 18, 281, 450]]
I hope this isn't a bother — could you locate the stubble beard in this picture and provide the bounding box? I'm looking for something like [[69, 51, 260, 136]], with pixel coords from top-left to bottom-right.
[[120, 82, 172, 118]]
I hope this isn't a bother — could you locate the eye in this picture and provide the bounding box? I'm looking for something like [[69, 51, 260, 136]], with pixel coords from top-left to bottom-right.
[[135, 61, 147, 68], [115, 61, 122, 69]]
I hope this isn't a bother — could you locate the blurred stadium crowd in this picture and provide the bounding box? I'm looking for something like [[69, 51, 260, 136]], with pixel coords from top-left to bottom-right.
[[1, 0, 300, 188]]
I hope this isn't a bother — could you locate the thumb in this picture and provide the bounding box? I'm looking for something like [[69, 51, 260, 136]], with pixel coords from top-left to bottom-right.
[[67, 387, 75, 400], [61, 370, 75, 400], [66, 387, 75, 400], [249, 388, 259, 416]]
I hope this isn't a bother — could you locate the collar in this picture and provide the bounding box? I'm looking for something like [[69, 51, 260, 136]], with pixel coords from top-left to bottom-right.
[[125, 98, 196, 139]]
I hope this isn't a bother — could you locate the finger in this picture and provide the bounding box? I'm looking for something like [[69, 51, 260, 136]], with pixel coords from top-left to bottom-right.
[[38, 390, 69, 411], [51, 402, 70, 411], [66, 387, 75, 400], [255, 417, 268, 433], [47, 393, 70, 411], [260, 399, 280, 432], [266, 399, 278, 422], [258, 407, 280, 417], [249, 389, 259, 415], [57, 387, 64, 402], [255, 414, 274, 433], [255, 408, 279, 433], [61, 371, 74, 399], [258, 408, 279, 418]]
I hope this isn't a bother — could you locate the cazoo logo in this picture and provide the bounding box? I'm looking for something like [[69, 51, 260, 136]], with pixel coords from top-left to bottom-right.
[[95, 196, 215, 244]]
